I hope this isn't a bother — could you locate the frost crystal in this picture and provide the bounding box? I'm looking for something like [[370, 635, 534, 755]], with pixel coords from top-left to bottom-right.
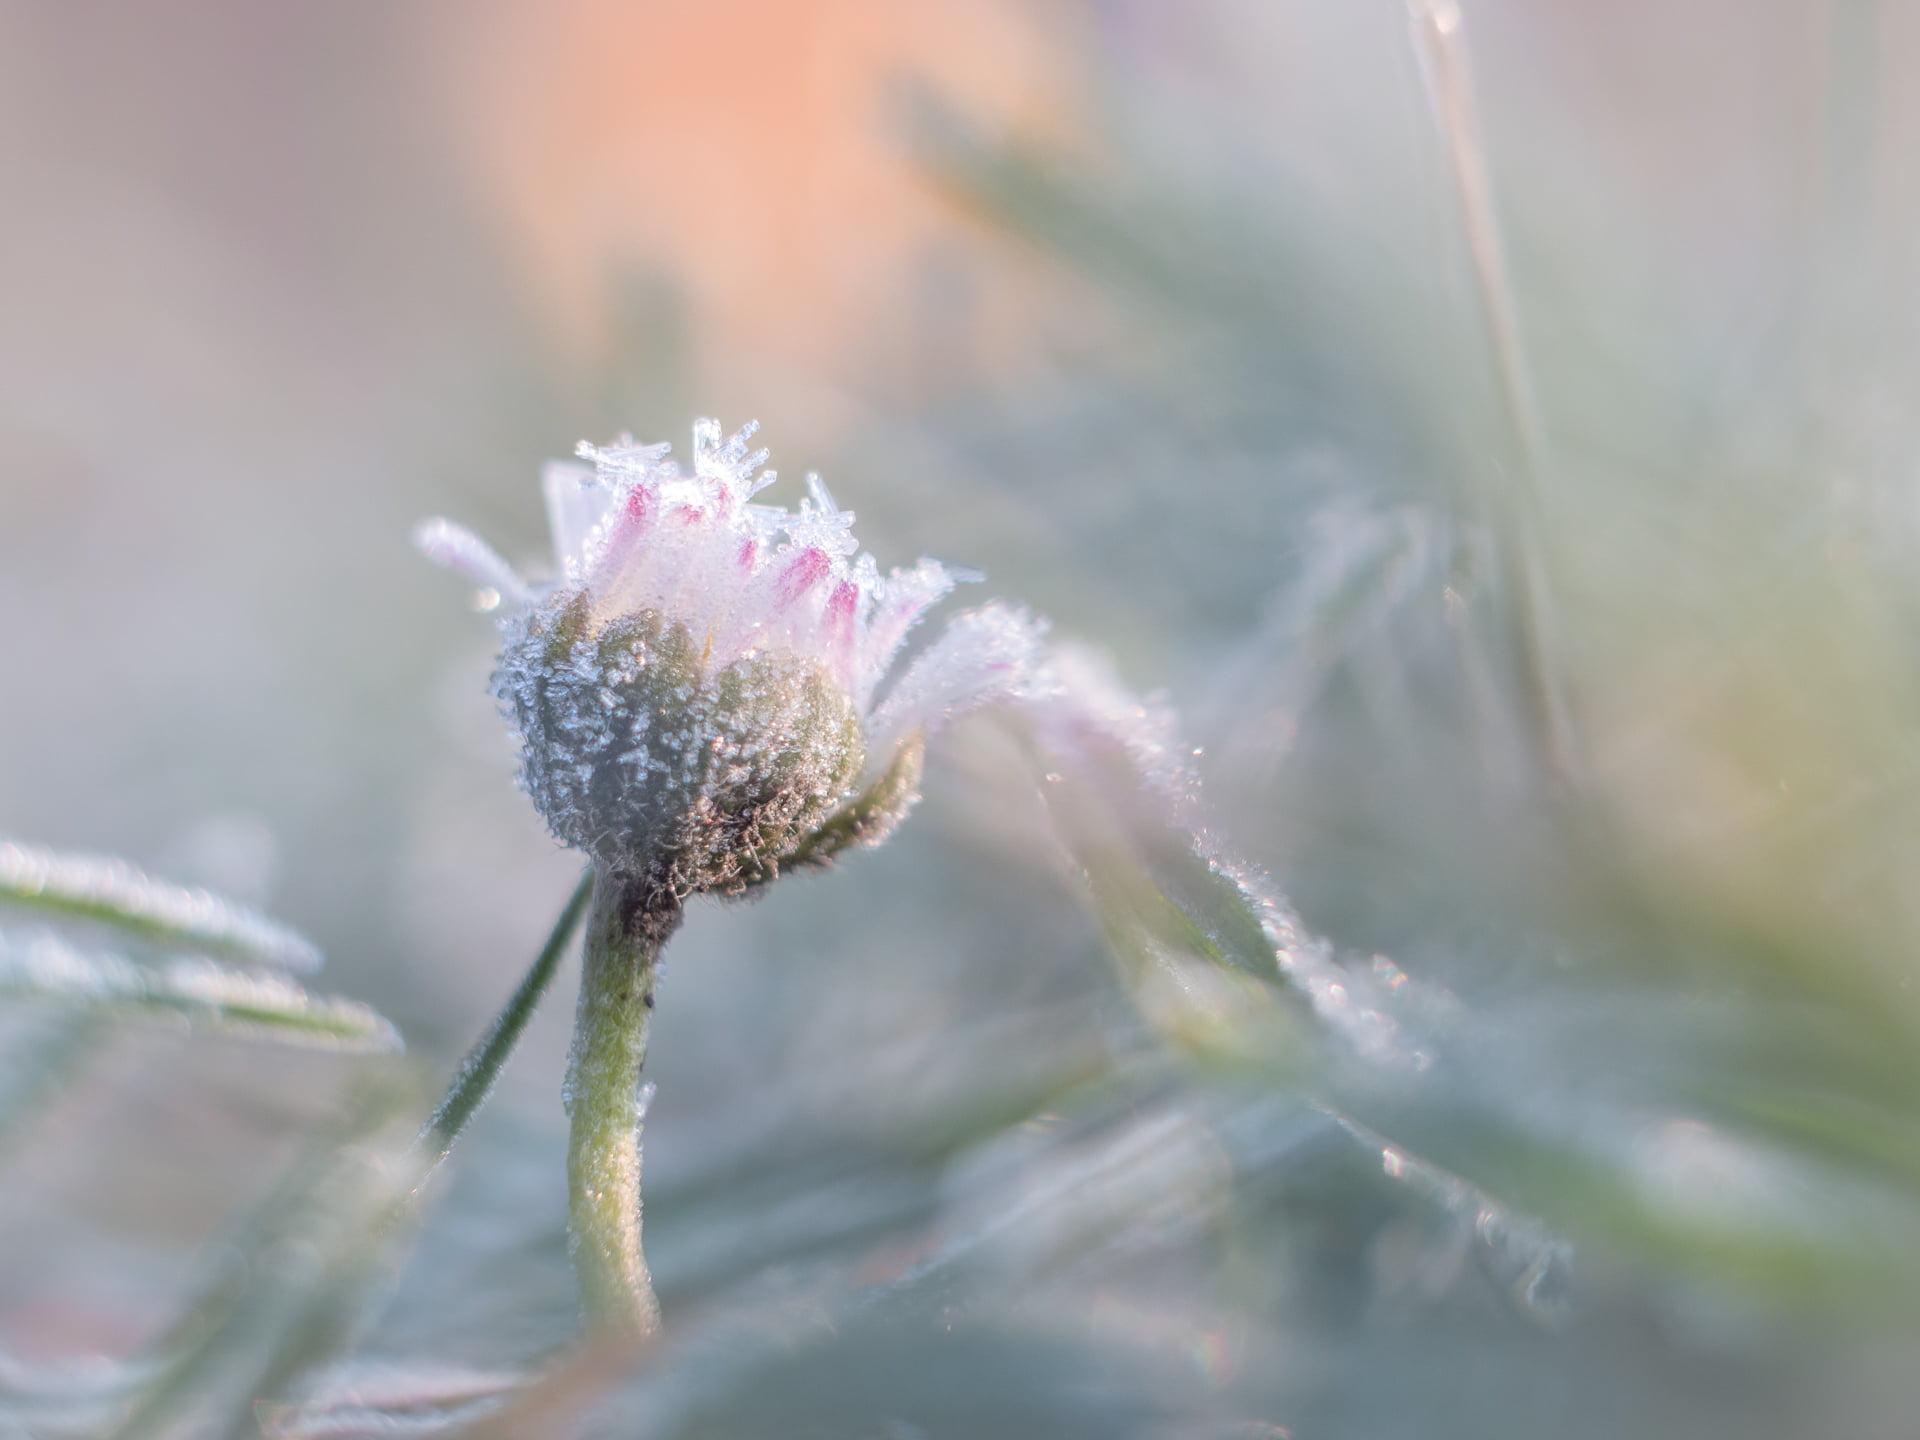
[[419, 420, 1044, 893]]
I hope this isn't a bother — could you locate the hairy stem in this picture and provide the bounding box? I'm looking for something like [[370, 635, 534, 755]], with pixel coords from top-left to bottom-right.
[[416, 865, 594, 1168], [566, 861, 681, 1337]]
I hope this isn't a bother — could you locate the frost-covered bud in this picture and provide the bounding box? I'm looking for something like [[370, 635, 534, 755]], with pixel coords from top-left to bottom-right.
[[418, 420, 1043, 896], [498, 592, 867, 891]]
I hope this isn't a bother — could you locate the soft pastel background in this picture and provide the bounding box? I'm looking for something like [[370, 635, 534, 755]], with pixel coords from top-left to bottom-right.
[[7, 2, 1920, 1436]]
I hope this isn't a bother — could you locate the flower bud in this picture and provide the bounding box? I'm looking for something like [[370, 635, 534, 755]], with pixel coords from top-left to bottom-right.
[[420, 420, 1044, 895], [498, 592, 866, 892]]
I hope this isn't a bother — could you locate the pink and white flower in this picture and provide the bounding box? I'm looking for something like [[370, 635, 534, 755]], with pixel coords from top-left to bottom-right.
[[418, 419, 1043, 892]]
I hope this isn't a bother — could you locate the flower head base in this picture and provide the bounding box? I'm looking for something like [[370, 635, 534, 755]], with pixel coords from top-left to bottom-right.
[[419, 420, 1043, 894]]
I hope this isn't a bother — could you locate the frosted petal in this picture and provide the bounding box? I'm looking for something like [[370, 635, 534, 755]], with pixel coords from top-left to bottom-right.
[[865, 603, 1047, 767], [1023, 645, 1405, 1064], [541, 460, 615, 580], [413, 519, 530, 606], [854, 557, 962, 710]]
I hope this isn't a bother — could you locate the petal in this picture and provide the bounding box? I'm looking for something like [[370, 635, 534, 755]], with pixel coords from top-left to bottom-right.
[[1023, 645, 1412, 1065], [541, 460, 615, 580], [819, 579, 861, 686], [412, 519, 530, 606], [863, 603, 1047, 768], [775, 546, 833, 609], [854, 557, 961, 710]]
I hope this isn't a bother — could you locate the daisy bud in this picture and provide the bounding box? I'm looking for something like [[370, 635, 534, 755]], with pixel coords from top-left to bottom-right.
[[419, 420, 1045, 895]]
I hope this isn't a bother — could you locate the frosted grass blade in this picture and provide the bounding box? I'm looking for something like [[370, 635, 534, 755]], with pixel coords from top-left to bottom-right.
[[0, 929, 398, 1053], [0, 839, 323, 973]]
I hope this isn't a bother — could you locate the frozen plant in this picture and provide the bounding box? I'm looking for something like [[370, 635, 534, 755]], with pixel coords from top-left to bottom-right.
[[420, 419, 1044, 895], [418, 419, 1045, 1334], [417, 419, 1553, 1380]]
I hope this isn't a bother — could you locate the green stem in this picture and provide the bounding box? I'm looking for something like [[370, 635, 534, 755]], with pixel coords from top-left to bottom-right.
[[566, 861, 681, 1337], [415, 866, 594, 1169]]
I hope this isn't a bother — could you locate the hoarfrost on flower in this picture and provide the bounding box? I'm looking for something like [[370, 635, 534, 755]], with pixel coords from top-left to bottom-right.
[[418, 420, 1047, 893], [419, 418, 1412, 1063]]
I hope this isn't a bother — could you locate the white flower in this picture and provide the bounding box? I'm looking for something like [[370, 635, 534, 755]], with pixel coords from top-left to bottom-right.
[[418, 419, 1044, 893]]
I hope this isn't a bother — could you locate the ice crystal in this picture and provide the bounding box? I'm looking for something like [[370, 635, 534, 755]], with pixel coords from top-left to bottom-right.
[[419, 420, 1044, 893]]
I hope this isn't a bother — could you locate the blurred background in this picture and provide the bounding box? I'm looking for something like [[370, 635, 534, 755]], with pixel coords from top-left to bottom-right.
[[7, 1, 1920, 1435]]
